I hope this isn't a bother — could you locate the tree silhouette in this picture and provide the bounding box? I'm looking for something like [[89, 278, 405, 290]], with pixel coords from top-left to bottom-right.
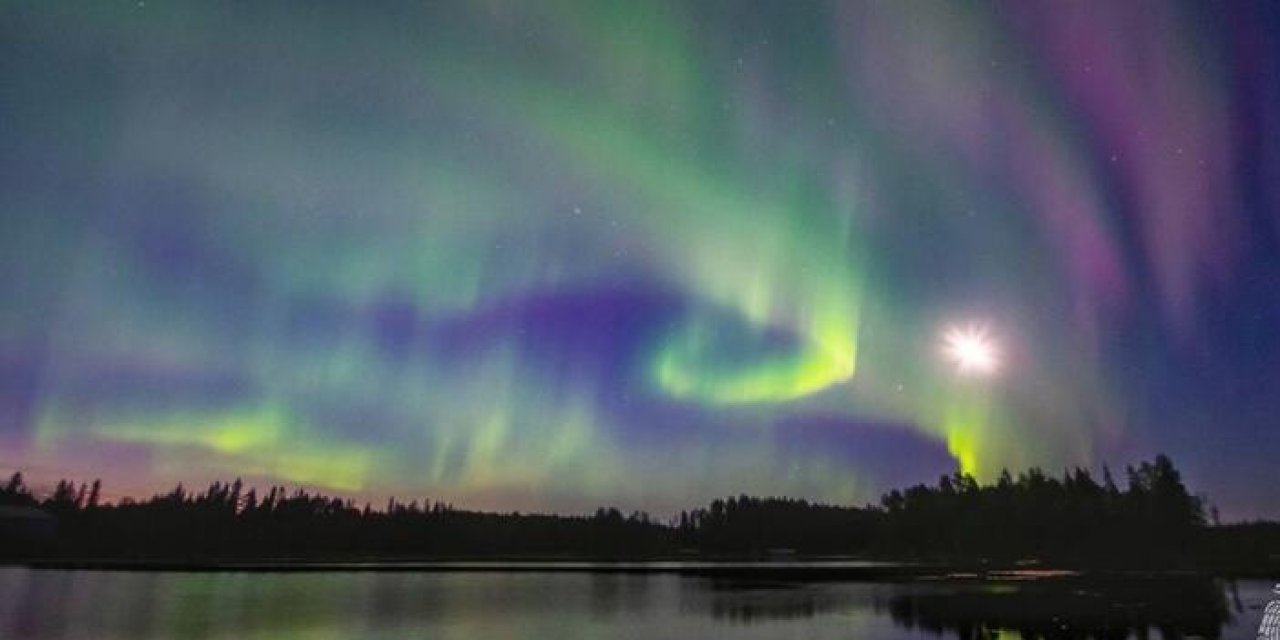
[[0, 455, 1272, 568]]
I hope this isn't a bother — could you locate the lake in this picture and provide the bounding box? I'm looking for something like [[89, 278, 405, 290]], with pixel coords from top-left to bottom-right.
[[0, 565, 1274, 639]]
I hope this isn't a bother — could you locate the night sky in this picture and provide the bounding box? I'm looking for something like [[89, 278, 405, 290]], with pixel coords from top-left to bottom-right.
[[3, 2, 1279, 518]]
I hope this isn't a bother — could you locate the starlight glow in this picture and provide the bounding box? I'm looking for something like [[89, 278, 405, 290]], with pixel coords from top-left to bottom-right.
[[942, 325, 1000, 376]]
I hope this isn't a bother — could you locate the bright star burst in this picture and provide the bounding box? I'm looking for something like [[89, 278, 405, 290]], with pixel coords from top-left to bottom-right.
[[942, 324, 1000, 376]]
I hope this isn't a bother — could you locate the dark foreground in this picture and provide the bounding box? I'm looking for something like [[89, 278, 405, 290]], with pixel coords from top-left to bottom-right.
[[6, 456, 1280, 574], [0, 565, 1274, 639]]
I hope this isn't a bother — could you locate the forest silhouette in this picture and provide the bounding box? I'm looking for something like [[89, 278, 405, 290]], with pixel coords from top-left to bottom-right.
[[1, 455, 1277, 569]]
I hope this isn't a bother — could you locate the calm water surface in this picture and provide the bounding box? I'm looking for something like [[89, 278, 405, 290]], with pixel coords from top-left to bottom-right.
[[0, 567, 1273, 639]]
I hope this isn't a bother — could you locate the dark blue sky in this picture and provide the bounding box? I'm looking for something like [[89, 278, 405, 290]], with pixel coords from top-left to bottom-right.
[[2, 1, 1278, 518]]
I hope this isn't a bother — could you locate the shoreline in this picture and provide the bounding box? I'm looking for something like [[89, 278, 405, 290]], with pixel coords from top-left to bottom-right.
[[7, 558, 1275, 580]]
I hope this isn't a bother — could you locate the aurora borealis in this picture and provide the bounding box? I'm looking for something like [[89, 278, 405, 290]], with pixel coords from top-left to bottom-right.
[[3, 2, 1279, 518]]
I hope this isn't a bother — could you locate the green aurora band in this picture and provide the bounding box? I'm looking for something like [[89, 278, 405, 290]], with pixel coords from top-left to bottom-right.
[[4, 0, 1275, 517]]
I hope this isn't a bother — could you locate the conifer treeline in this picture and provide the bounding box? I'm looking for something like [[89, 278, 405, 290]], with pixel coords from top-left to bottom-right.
[[0, 455, 1275, 567]]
